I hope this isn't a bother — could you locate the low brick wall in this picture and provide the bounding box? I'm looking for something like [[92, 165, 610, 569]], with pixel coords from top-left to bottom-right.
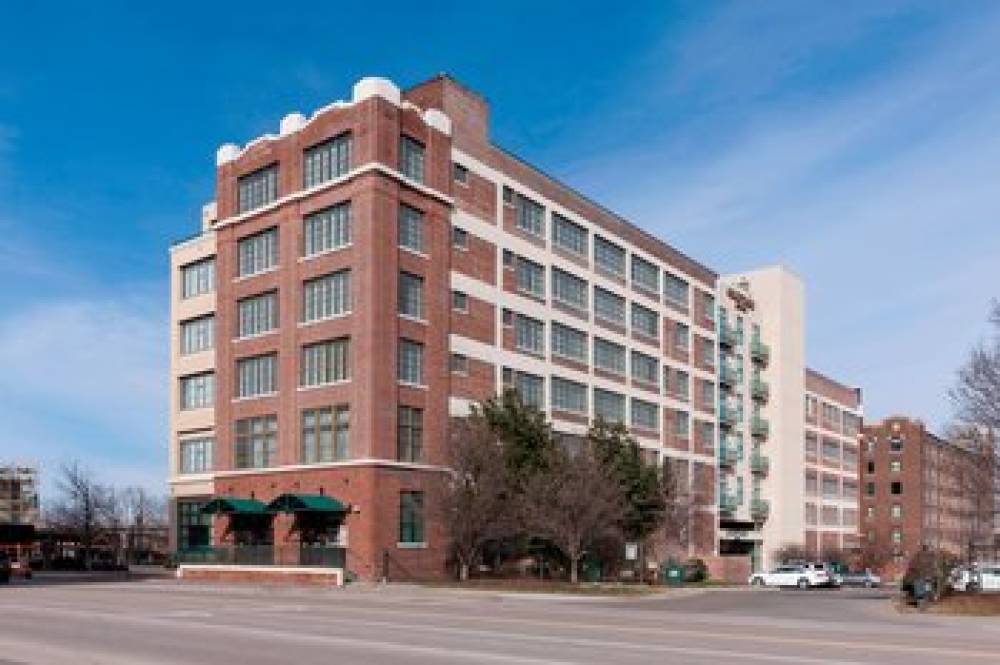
[[704, 555, 751, 584], [177, 565, 344, 587]]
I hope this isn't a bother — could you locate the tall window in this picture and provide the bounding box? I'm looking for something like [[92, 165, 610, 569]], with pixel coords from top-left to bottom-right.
[[512, 371, 544, 409], [398, 205, 425, 253], [237, 228, 278, 277], [303, 133, 352, 188], [594, 338, 626, 375], [631, 350, 659, 385], [180, 373, 214, 410], [594, 236, 625, 276], [300, 338, 351, 387], [594, 388, 626, 423], [551, 322, 587, 362], [701, 337, 715, 368], [515, 257, 545, 298], [234, 415, 277, 469], [675, 410, 690, 438], [551, 268, 588, 311], [179, 437, 214, 474], [303, 203, 351, 256], [551, 212, 587, 257], [181, 258, 215, 298], [237, 164, 279, 213], [398, 340, 424, 385], [631, 398, 659, 431], [631, 303, 658, 339], [701, 380, 715, 408], [398, 272, 425, 319], [631, 255, 659, 294], [399, 491, 425, 544], [675, 370, 690, 400], [177, 500, 213, 550], [397, 406, 424, 462], [663, 273, 689, 307], [303, 270, 351, 323], [514, 315, 544, 355], [551, 377, 587, 415], [593, 286, 626, 325], [399, 136, 425, 183], [238, 291, 278, 338], [674, 322, 690, 353], [180, 315, 214, 355], [237, 353, 277, 398], [514, 193, 544, 237], [302, 405, 350, 463]]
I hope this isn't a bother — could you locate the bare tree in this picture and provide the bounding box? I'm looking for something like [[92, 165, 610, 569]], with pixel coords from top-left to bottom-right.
[[951, 301, 1000, 431], [523, 445, 626, 584], [117, 487, 168, 564], [436, 415, 516, 581], [648, 458, 695, 564], [46, 462, 115, 569], [946, 425, 998, 563], [855, 539, 894, 573]]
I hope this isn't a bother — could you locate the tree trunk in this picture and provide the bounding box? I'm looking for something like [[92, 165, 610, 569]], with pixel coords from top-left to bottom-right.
[[459, 561, 470, 582], [570, 556, 579, 584]]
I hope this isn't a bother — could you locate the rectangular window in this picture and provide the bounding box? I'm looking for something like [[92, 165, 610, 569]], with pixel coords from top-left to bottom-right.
[[514, 193, 544, 237], [631, 350, 659, 386], [551, 212, 587, 257], [806, 473, 819, 496], [513, 371, 544, 409], [594, 236, 625, 276], [631, 255, 659, 294], [674, 410, 690, 438], [890, 460, 902, 473], [398, 272, 425, 320], [180, 315, 214, 355], [237, 228, 279, 277], [451, 226, 468, 250], [452, 162, 468, 184], [179, 437, 214, 474], [237, 164, 279, 213], [302, 270, 351, 323], [234, 415, 277, 469], [399, 491, 425, 544], [301, 339, 350, 387], [631, 302, 658, 339], [593, 286, 626, 325], [594, 338, 626, 375], [594, 388, 626, 423], [891, 481, 902, 495], [823, 477, 840, 499], [177, 500, 213, 551], [302, 405, 350, 463], [551, 377, 587, 415], [181, 258, 215, 298], [701, 337, 716, 368], [398, 406, 424, 462], [805, 432, 818, 458], [551, 322, 587, 363], [701, 380, 715, 408], [551, 267, 587, 311], [398, 205, 425, 253], [631, 398, 659, 431], [452, 290, 468, 312], [449, 353, 469, 375], [663, 272, 689, 307], [514, 315, 544, 355], [180, 372, 214, 410], [398, 340, 424, 385], [515, 256, 545, 298], [303, 133, 352, 188], [675, 370, 690, 400], [238, 291, 278, 338], [303, 203, 351, 257], [237, 353, 277, 398], [399, 136, 425, 183], [822, 438, 840, 462]]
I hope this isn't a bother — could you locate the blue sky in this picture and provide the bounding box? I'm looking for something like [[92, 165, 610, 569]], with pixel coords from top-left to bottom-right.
[[1, 1, 999, 494]]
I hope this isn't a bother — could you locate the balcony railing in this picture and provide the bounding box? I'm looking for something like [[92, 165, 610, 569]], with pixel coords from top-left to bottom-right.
[[751, 417, 770, 439], [719, 440, 740, 466], [718, 323, 740, 348], [751, 498, 771, 520], [718, 492, 738, 513], [751, 338, 771, 364], [719, 363, 738, 387], [751, 378, 770, 402], [175, 544, 346, 568], [718, 404, 739, 427], [751, 453, 770, 475]]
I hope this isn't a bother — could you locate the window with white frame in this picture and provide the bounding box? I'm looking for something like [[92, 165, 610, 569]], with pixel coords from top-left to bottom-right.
[[515, 256, 545, 298], [398, 406, 424, 462], [181, 258, 215, 298], [513, 371, 544, 409], [398, 272, 425, 320], [593, 286, 626, 325], [551, 267, 587, 311], [237, 353, 277, 398], [237, 228, 278, 277], [180, 373, 214, 410], [234, 415, 277, 469], [303, 203, 351, 257], [594, 338, 626, 376], [398, 205, 425, 253], [515, 315, 544, 355], [594, 235, 625, 276], [674, 410, 690, 438], [663, 272, 689, 307], [301, 338, 350, 387], [302, 270, 351, 323], [451, 290, 468, 312], [238, 291, 278, 338], [594, 388, 626, 423], [551, 377, 587, 415], [399, 136, 425, 183], [180, 315, 214, 355], [179, 437, 214, 474], [631, 302, 658, 339], [631, 398, 659, 431], [631, 350, 659, 385], [631, 255, 659, 294], [237, 164, 279, 213], [302, 405, 349, 463], [551, 322, 587, 363], [551, 212, 587, 256], [303, 133, 352, 188], [514, 193, 544, 237], [398, 339, 424, 385], [675, 370, 690, 400], [674, 322, 690, 352]]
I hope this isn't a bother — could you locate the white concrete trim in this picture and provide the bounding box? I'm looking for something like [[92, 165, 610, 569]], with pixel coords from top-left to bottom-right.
[[212, 457, 450, 478]]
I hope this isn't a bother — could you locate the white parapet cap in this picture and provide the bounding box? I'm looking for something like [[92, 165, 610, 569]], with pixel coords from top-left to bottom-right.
[[215, 76, 451, 167]]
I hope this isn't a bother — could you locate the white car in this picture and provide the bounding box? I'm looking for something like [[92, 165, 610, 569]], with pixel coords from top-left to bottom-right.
[[968, 565, 1000, 593], [749, 564, 831, 589]]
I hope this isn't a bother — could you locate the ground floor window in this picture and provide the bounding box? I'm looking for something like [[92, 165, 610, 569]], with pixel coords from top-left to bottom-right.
[[177, 500, 212, 550], [399, 491, 425, 545]]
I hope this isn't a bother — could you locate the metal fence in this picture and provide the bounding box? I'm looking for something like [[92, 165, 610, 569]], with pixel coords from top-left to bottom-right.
[[176, 544, 345, 568]]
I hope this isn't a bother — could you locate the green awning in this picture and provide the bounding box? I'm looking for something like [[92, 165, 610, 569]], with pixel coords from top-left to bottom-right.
[[200, 497, 269, 515], [266, 493, 348, 514]]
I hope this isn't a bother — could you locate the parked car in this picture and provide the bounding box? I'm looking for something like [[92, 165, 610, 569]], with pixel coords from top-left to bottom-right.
[[803, 562, 842, 587], [950, 566, 975, 592], [967, 565, 1000, 593], [840, 569, 882, 588], [9, 559, 32, 580], [749, 564, 831, 589], [0, 552, 10, 584]]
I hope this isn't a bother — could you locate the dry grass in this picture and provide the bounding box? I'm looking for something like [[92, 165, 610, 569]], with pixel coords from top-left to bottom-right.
[[929, 593, 1000, 616], [421, 578, 665, 596]]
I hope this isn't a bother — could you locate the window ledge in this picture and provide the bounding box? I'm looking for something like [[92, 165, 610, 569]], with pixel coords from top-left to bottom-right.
[[398, 314, 429, 325], [299, 244, 353, 263], [233, 266, 279, 283], [298, 312, 351, 328], [397, 542, 428, 550], [399, 246, 429, 260], [398, 381, 429, 390], [298, 380, 351, 392], [234, 330, 279, 342], [232, 393, 278, 403]]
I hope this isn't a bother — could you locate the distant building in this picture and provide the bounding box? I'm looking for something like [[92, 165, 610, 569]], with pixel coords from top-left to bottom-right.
[[0, 464, 39, 526]]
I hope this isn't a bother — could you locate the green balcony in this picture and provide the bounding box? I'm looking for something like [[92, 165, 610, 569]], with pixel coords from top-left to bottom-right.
[[751, 377, 770, 402], [718, 492, 738, 513], [719, 440, 740, 467], [718, 323, 740, 348], [751, 338, 771, 365], [751, 417, 770, 439], [751, 498, 771, 520], [719, 363, 738, 387], [750, 453, 770, 475], [718, 404, 739, 427]]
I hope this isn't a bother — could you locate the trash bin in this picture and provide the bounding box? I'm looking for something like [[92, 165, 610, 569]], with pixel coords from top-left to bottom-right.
[[662, 563, 685, 587]]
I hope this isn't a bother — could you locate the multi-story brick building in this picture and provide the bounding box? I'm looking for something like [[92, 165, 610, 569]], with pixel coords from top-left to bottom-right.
[[0, 464, 39, 526], [168, 74, 862, 580], [860, 417, 994, 570]]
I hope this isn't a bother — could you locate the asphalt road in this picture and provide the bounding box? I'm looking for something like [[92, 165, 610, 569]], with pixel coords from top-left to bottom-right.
[[1, 579, 998, 664]]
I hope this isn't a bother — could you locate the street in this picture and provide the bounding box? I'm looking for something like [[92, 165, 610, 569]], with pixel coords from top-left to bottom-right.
[[1, 580, 999, 664]]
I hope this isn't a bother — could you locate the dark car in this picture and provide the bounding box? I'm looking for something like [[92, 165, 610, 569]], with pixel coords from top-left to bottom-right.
[[0, 552, 11, 584], [840, 569, 882, 588]]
